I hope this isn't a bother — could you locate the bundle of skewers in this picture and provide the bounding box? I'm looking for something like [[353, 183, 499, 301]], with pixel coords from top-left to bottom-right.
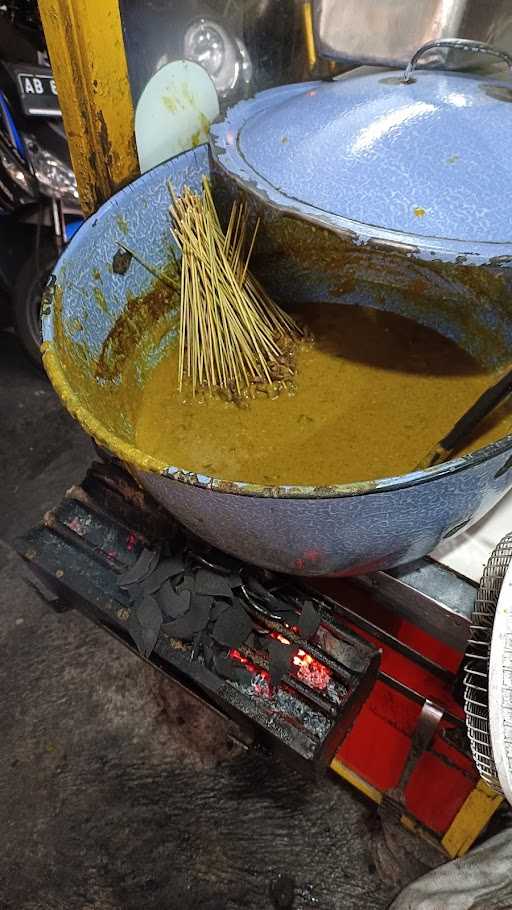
[[169, 178, 305, 402]]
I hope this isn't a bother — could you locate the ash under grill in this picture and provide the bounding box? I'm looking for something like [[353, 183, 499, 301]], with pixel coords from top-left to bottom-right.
[[17, 460, 379, 775]]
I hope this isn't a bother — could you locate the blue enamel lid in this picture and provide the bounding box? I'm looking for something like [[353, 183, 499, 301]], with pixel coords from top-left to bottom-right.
[[212, 66, 512, 245]]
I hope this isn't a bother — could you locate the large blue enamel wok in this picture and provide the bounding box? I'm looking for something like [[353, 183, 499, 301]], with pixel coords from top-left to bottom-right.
[[41, 43, 512, 576]]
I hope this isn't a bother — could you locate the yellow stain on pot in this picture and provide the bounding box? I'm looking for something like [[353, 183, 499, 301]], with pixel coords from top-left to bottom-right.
[[42, 279, 179, 475], [42, 344, 169, 476]]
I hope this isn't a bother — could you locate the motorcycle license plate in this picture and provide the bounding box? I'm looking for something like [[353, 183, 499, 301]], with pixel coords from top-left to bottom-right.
[[16, 71, 61, 117]]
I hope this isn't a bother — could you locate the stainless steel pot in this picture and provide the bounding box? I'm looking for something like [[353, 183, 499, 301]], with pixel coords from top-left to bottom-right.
[[314, 0, 512, 70]]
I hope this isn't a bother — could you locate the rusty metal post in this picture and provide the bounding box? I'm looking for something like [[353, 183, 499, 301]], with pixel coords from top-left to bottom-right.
[[38, 0, 139, 214]]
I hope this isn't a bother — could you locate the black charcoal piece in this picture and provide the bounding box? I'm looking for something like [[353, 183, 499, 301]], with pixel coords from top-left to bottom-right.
[[127, 593, 162, 657], [202, 638, 215, 669], [245, 631, 257, 650], [191, 630, 203, 661], [127, 612, 146, 655], [214, 652, 252, 685], [210, 600, 232, 621], [161, 593, 212, 641], [212, 605, 253, 649], [180, 574, 197, 593], [172, 574, 185, 592], [157, 581, 191, 619], [194, 569, 234, 599], [118, 547, 160, 587], [143, 556, 186, 594], [191, 592, 214, 617], [199, 549, 242, 575], [161, 537, 183, 558], [276, 607, 302, 625], [246, 576, 294, 614], [267, 638, 295, 687], [122, 581, 143, 604], [298, 599, 320, 640]]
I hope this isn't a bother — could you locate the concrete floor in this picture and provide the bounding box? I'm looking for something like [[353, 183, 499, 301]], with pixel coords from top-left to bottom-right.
[[0, 330, 437, 910]]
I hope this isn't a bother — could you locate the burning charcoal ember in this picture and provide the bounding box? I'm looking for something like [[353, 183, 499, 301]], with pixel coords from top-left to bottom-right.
[[298, 599, 320, 640], [127, 593, 162, 657], [116, 535, 325, 697], [194, 568, 234, 599], [21, 461, 381, 778], [267, 637, 295, 687], [142, 555, 186, 594], [244, 597, 298, 627], [113, 510, 349, 698], [161, 593, 212, 640], [211, 604, 253, 649], [118, 546, 160, 587], [156, 581, 191, 619]]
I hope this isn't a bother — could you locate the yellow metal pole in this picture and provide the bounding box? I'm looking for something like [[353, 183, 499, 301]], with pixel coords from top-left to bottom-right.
[[38, 0, 139, 214], [302, 2, 317, 73]]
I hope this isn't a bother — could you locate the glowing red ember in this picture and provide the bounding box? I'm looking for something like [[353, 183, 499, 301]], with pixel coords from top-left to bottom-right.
[[229, 632, 331, 692]]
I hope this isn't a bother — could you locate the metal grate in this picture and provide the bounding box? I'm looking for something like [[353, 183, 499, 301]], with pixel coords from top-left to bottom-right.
[[463, 535, 512, 793]]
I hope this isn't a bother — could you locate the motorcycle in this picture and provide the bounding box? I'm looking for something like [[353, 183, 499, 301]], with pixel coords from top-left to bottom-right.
[[0, 8, 82, 365]]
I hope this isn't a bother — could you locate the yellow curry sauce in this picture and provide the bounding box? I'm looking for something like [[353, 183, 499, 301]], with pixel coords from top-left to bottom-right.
[[133, 304, 512, 485]]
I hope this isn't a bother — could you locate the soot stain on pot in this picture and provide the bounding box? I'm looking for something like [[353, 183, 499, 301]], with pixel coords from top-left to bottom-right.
[[49, 285, 134, 440], [95, 272, 180, 383], [48, 266, 181, 450]]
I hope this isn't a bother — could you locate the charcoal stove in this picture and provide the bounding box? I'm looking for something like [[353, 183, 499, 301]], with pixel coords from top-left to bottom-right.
[[16, 459, 503, 858], [17, 459, 379, 776]]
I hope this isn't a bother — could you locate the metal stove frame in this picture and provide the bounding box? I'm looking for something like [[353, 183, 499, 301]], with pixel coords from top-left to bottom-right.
[[16, 459, 503, 857]]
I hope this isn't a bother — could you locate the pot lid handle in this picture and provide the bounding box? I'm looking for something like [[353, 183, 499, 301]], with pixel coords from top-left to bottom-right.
[[401, 37, 512, 84]]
